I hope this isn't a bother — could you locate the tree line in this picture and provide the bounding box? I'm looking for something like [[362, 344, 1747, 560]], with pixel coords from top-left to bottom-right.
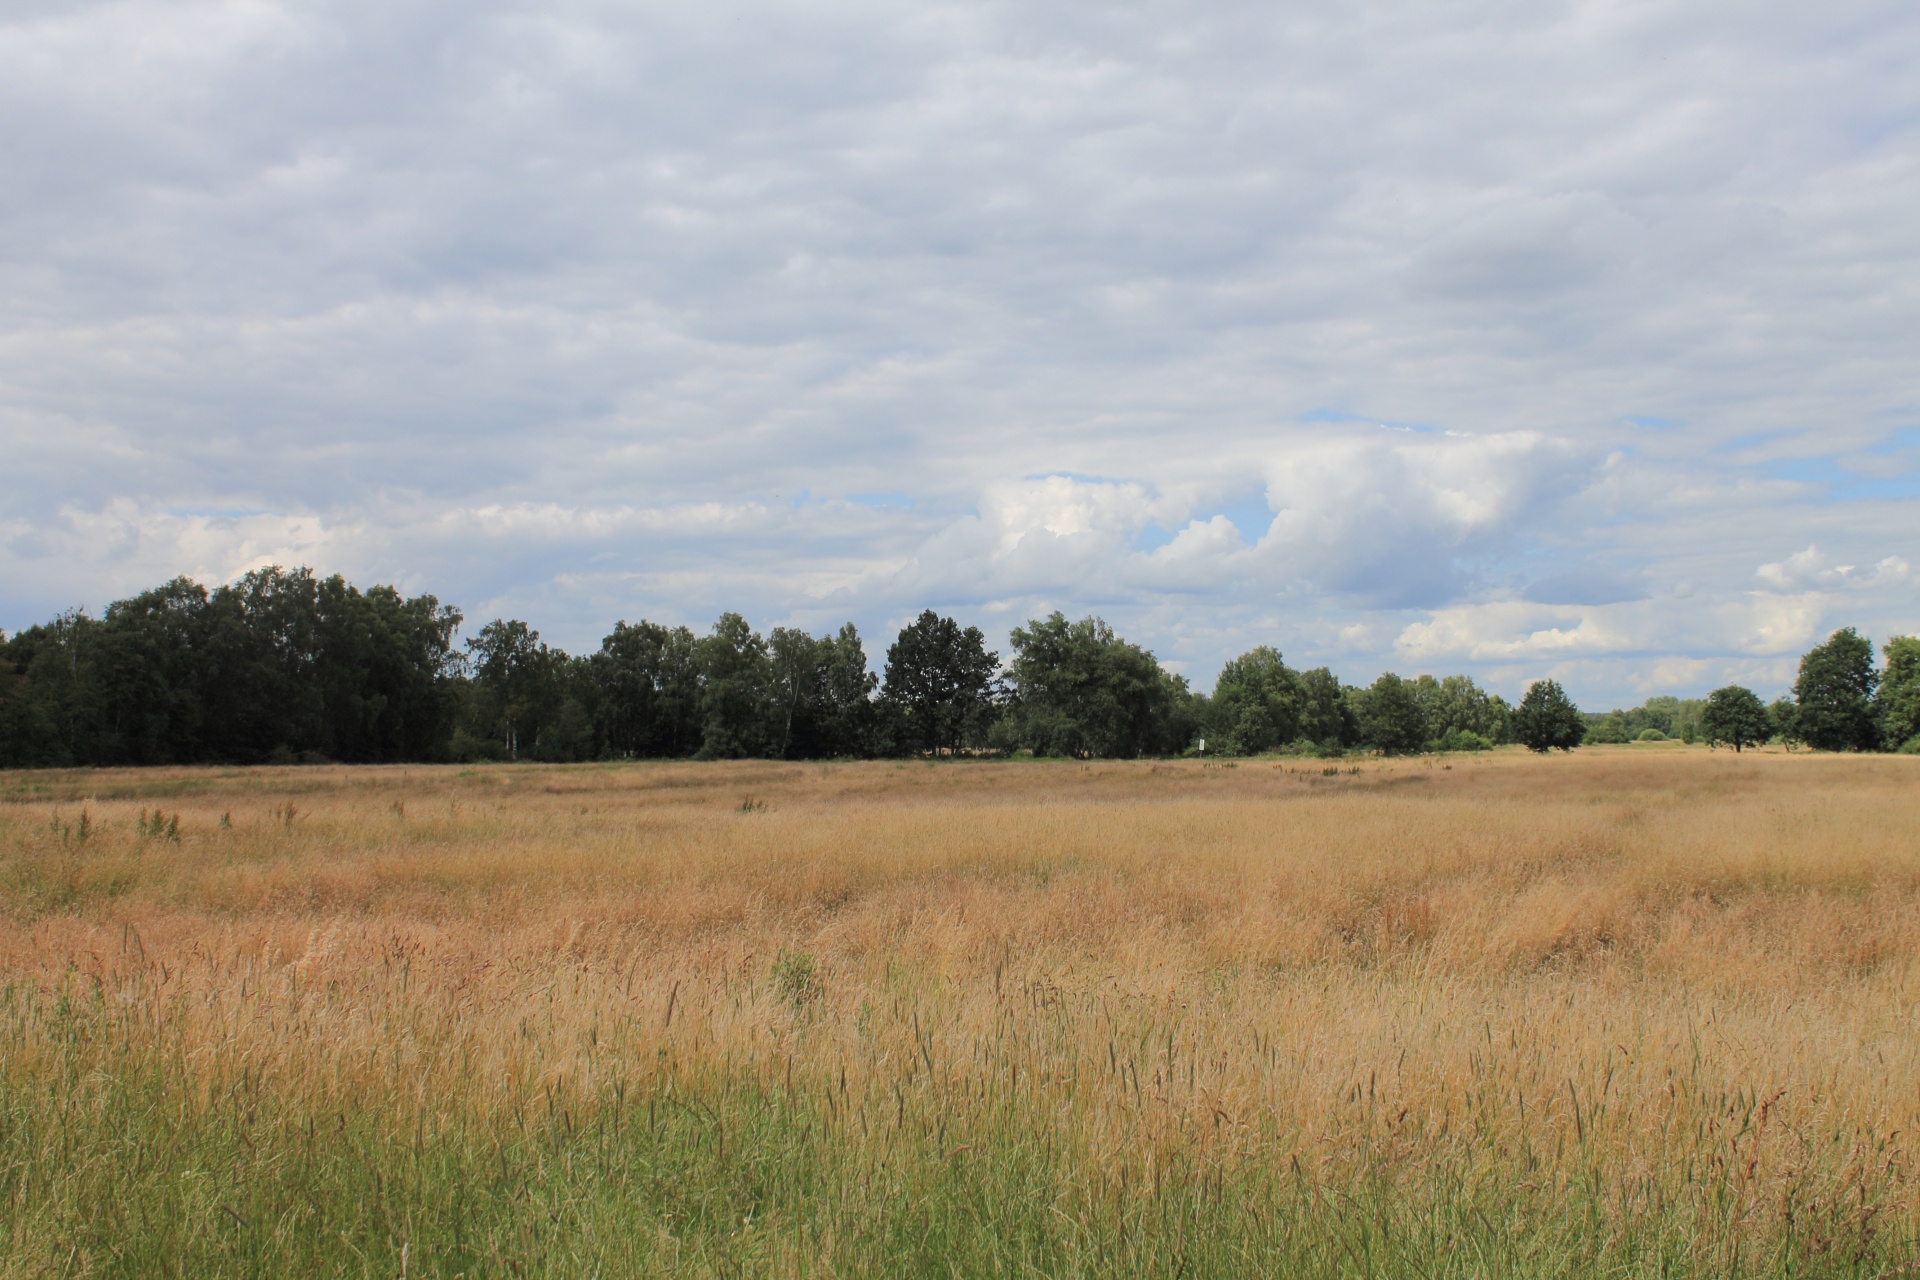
[[1, 568, 1913, 767]]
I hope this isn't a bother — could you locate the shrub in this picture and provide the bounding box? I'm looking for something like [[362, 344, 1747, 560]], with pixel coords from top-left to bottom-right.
[[1636, 728, 1666, 742], [1436, 728, 1492, 752]]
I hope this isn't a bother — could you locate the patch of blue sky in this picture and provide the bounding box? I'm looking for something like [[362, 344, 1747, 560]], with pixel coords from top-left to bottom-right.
[[1625, 415, 1677, 428], [1300, 408, 1438, 433], [1132, 524, 1176, 552], [1021, 471, 1127, 485], [1864, 426, 1920, 454], [1762, 456, 1920, 500], [1132, 493, 1273, 552], [845, 492, 914, 508]]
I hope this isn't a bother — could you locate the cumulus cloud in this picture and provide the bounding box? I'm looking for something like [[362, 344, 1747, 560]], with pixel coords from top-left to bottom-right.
[[2, 0, 1919, 703]]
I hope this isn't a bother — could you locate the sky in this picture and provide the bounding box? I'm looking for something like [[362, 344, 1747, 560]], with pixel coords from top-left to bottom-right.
[[3, 0, 1918, 707]]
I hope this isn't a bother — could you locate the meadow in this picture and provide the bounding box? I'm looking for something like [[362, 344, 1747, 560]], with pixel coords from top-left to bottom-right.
[[1, 748, 1917, 1278]]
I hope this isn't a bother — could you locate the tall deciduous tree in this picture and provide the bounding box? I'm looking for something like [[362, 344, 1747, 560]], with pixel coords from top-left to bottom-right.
[[1792, 628, 1879, 752], [1205, 646, 1300, 755], [695, 613, 774, 759], [882, 611, 998, 755], [1513, 679, 1584, 752], [1004, 612, 1191, 757], [1701, 685, 1771, 752], [1876, 636, 1920, 750], [1354, 672, 1428, 754]]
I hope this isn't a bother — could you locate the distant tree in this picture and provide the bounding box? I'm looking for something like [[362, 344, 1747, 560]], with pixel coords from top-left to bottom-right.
[[1410, 674, 1508, 748], [695, 613, 775, 759], [1876, 636, 1920, 751], [1296, 666, 1358, 750], [589, 620, 702, 757], [1202, 646, 1299, 755], [882, 611, 999, 755], [1700, 685, 1771, 752], [1513, 679, 1584, 752], [815, 623, 880, 756], [466, 619, 557, 759], [1354, 672, 1428, 755], [1767, 696, 1799, 748], [1583, 710, 1632, 745], [1004, 613, 1190, 757], [1792, 628, 1879, 751]]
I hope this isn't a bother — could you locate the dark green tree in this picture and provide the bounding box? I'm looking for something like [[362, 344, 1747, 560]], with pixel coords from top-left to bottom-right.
[[1409, 674, 1509, 748], [882, 611, 999, 755], [465, 619, 558, 759], [1876, 636, 1920, 751], [1004, 613, 1190, 758], [1296, 667, 1358, 750], [815, 624, 880, 757], [1513, 679, 1584, 752], [1767, 696, 1799, 748], [1205, 647, 1300, 755], [1700, 685, 1771, 752], [589, 620, 702, 757], [1791, 628, 1879, 751], [695, 613, 775, 759], [1353, 672, 1428, 754]]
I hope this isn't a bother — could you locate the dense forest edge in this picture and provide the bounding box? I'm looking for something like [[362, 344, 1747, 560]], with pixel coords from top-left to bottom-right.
[[1, 567, 1916, 768]]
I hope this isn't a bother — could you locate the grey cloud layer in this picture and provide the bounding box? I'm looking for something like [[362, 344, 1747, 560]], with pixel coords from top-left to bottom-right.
[[3, 0, 1917, 703]]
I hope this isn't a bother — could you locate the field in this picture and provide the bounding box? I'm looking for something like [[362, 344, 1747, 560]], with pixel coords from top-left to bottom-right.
[[2, 749, 1918, 1278]]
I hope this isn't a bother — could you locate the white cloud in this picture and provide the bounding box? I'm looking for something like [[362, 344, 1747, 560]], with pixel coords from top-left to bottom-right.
[[3, 0, 1919, 703]]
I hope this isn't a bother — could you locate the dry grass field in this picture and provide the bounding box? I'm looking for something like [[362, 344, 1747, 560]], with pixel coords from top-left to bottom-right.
[[2, 747, 1918, 1277]]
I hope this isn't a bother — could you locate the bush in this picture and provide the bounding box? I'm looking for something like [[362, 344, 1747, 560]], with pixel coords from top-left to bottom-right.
[[1436, 728, 1492, 752], [1898, 735, 1920, 756], [1636, 729, 1666, 742]]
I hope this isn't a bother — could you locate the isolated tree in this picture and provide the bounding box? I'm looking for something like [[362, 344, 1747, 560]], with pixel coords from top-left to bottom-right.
[[1792, 628, 1879, 751], [1876, 636, 1920, 751], [1355, 672, 1428, 754], [1512, 679, 1584, 752], [882, 611, 998, 755], [1700, 685, 1771, 753]]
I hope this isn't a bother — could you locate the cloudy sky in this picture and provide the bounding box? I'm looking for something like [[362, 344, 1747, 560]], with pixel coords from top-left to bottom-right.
[[3, 0, 1917, 705]]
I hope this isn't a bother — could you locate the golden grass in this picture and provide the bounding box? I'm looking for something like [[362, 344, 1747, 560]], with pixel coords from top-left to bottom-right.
[[3, 747, 1918, 1275]]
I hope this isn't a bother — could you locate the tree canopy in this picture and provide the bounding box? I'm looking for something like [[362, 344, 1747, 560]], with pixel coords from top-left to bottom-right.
[[10, 567, 1916, 768], [1792, 628, 1880, 752], [1701, 685, 1771, 753]]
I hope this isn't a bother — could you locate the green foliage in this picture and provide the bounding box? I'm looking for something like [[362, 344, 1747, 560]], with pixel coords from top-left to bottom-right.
[[1003, 613, 1193, 758], [1792, 628, 1880, 751], [1352, 672, 1429, 754], [881, 611, 1000, 756], [1767, 696, 1799, 747], [1636, 728, 1666, 742], [693, 613, 776, 759], [1435, 728, 1493, 752], [1204, 646, 1299, 754], [588, 620, 703, 757], [770, 949, 821, 1006], [1513, 679, 1584, 752], [1408, 674, 1510, 748], [1876, 635, 1920, 750], [1700, 685, 1771, 753]]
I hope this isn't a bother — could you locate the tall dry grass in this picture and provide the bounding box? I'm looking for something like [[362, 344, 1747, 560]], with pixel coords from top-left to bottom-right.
[[2, 749, 1917, 1276]]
